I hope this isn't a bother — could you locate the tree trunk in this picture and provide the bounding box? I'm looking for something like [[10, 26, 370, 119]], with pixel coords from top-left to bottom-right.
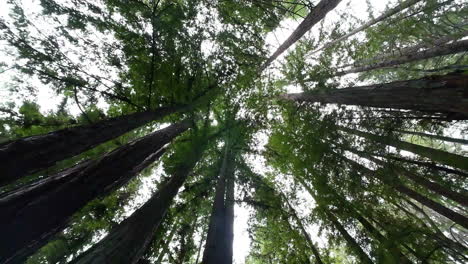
[[283, 194, 324, 264], [260, 0, 342, 70], [0, 120, 191, 264], [366, 151, 468, 179], [202, 142, 233, 264], [71, 141, 202, 264], [341, 29, 468, 68], [335, 39, 468, 76], [294, 176, 373, 263], [312, 0, 423, 54], [339, 125, 468, 171], [392, 129, 468, 145], [225, 159, 235, 264], [324, 210, 374, 264], [344, 157, 468, 229], [283, 72, 468, 120], [0, 106, 182, 186]]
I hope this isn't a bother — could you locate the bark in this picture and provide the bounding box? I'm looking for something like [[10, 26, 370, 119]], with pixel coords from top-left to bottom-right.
[[202, 142, 233, 264], [260, 0, 342, 70], [312, 0, 423, 54], [283, 72, 468, 120], [71, 151, 199, 264], [324, 210, 374, 264], [0, 121, 190, 264], [340, 126, 468, 171], [225, 160, 235, 264], [392, 129, 468, 145], [344, 157, 468, 229], [335, 39, 468, 76], [341, 30, 468, 69], [0, 106, 182, 187]]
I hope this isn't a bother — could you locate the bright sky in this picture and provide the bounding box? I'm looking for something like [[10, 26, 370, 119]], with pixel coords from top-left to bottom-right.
[[0, 0, 409, 263]]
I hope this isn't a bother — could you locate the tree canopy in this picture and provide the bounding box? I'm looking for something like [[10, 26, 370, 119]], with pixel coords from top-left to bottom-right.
[[0, 0, 467, 263]]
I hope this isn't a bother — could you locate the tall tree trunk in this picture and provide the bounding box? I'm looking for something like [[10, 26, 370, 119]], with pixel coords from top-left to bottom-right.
[[391, 129, 468, 145], [283, 72, 468, 120], [155, 222, 179, 264], [260, 0, 342, 70], [71, 135, 206, 264], [0, 121, 191, 264], [225, 160, 235, 264], [335, 39, 468, 76], [365, 151, 468, 179], [0, 106, 182, 186], [324, 210, 374, 264], [339, 125, 468, 171], [325, 187, 412, 263], [294, 176, 373, 263], [360, 152, 468, 207], [282, 193, 324, 264], [202, 142, 233, 264], [344, 157, 468, 229], [341, 29, 468, 68], [311, 0, 423, 54]]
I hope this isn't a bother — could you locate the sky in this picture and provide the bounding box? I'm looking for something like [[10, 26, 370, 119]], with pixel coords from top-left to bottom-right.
[[0, 0, 415, 263]]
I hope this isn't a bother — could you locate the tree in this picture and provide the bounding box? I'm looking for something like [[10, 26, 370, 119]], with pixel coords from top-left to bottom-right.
[[0, 120, 191, 263], [0, 106, 183, 186], [71, 127, 213, 264], [283, 72, 468, 120], [311, 0, 424, 54], [261, 0, 342, 70]]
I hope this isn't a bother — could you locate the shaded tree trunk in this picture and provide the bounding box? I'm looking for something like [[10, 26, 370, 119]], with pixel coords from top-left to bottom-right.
[[341, 29, 468, 68], [364, 151, 468, 179], [0, 106, 182, 186], [294, 176, 373, 263], [324, 210, 374, 264], [0, 121, 191, 264], [282, 194, 324, 264], [312, 0, 423, 54], [225, 160, 235, 263], [71, 137, 205, 264], [202, 142, 234, 264], [335, 39, 468, 76], [392, 129, 468, 145], [261, 0, 342, 70], [339, 125, 468, 171], [283, 72, 468, 120], [344, 157, 468, 229], [362, 153, 468, 207]]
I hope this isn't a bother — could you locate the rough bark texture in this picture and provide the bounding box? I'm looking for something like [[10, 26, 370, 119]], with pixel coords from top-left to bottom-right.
[[0, 106, 181, 187], [312, 0, 423, 54], [71, 141, 202, 264], [284, 72, 468, 120], [340, 126, 468, 171], [336, 39, 468, 75], [202, 143, 233, 264], [0, 121, 190, 264], [260, 0, 342, 70]]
